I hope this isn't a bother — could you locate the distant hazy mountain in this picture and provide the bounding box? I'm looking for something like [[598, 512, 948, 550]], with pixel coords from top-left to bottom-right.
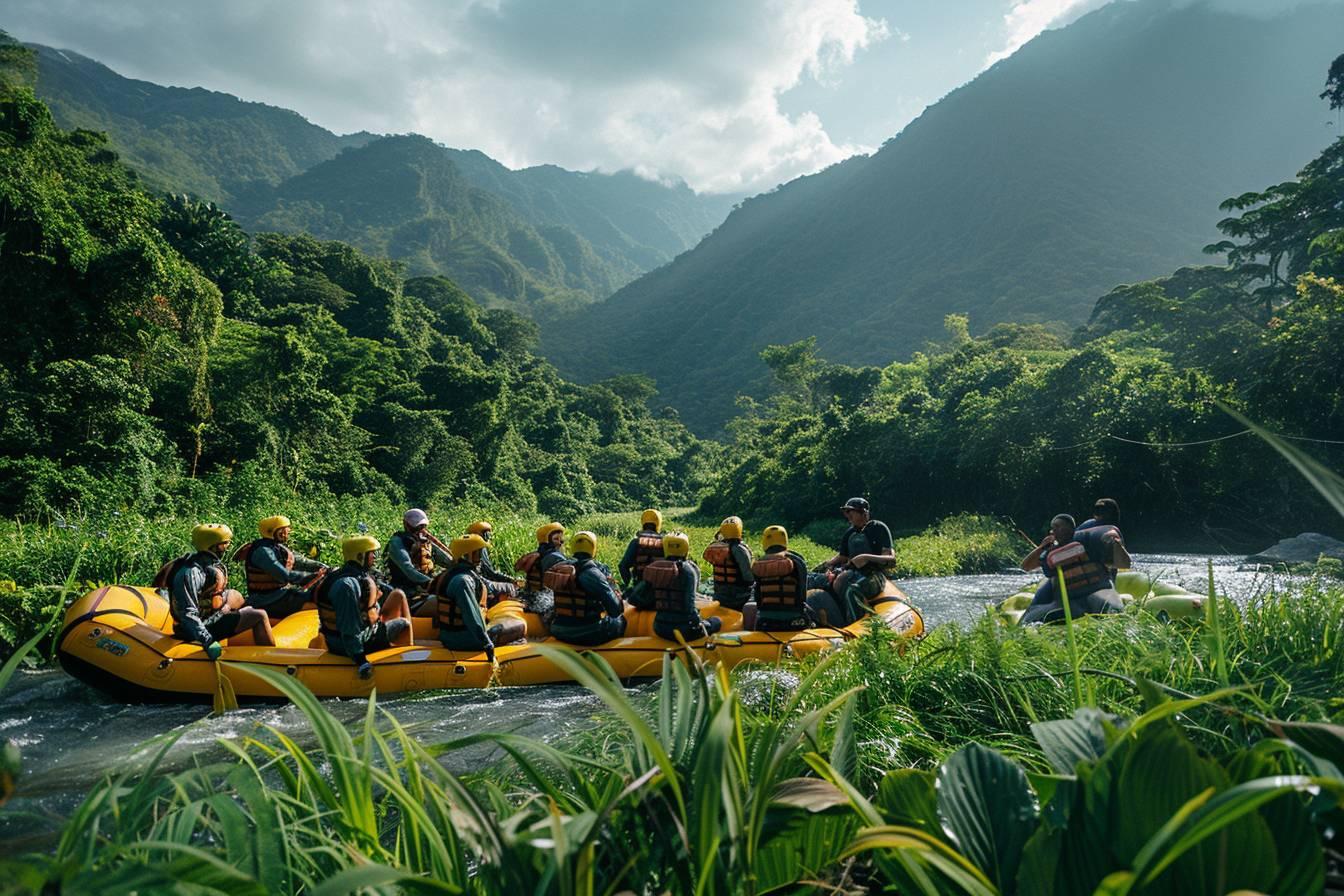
[[543, 0, 1344, 432], [29, 43, 737, 309], [31, 44, 375, 203]]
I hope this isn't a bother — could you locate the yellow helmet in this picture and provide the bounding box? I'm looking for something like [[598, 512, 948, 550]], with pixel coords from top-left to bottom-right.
[[467, 520, 493, 537], [341, 534, 381, 563], [762, 525, 789, 552], [571, 530, 598, 556], [640, 509, 663, 531], [450, 533, 488, 562], [259, 514, 291, 539], [662, 532, 690, 558], [718, 516, 744, 541], [536, 522, 565, 544], [191, 523, 233, 552]]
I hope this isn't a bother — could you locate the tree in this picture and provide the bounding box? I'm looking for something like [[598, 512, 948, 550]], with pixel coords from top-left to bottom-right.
[[1321, 52, 1344, 111]]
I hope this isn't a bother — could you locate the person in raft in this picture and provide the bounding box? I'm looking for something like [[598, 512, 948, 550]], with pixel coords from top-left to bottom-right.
[[314, 535, 413, 678], [1076, 497, 1120, 533], [546, 531, 629, 646], [618, 509, 665, 609], [1019, 513, 1129, 624], [234, 514, 329, 619], [466, 520, 522, 604], [644, 532, 723, 643], [430, 533, 527, 661], [702, 515, 755, 611], [750, 525, 815, 631], [156, 523, 276, 657], [818, 497, 896, 622], [515, 522, 570, 595], [386, 508, 452, 615]]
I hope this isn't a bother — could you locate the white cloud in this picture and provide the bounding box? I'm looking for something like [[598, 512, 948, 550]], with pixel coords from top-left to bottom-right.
[[6, 0, 890, 193], [984, 0, 1111, 67]]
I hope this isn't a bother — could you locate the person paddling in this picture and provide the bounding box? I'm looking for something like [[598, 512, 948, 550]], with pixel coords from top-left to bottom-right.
[[467, 520, 523, 603], [156, 524, 274, 658], [386, 509, 453, 615], [235, 515, 329, 619], [431, 534, 527, 662], [315, 536, 413, 679]]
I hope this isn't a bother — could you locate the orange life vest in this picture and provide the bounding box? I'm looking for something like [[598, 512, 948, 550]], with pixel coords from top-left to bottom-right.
[[431, 567, 487, 633], [314, 570, 379, 642], [632, 532, 663, 578], [752, 553, 805, 612], [515, 551, 544, 591], [644, 558, 690, 614], [1045, 541, 1110, 597], [546, 561, 607, 622], [704, 540, 749, 586], [236, 539, 295, 593], [155, 554, 227, 622]]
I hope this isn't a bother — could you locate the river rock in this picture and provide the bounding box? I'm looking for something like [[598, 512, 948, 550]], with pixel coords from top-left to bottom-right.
[[1246, 532, 1344, 565]]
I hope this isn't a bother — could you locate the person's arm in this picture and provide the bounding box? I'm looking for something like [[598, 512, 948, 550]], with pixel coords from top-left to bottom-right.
[[1098, 529, 1132, 570], [851, 523, 896, 568], [389, 537, 433, 586], [732, 543, 755, 583], [618, 539, 638, 585], [431, 541, 453, 568], [171, 566, 215, 646], [291, 552, 326, 574], [253, 544, 312, 586], [1021, 536, 1053, 571], [685, 564, 701, 607]]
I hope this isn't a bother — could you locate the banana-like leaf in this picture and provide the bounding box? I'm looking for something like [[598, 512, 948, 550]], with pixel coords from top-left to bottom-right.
[[1030, 708, 1117, 775], [936, 743, 1038, 892], [875, 768, 941, 838]]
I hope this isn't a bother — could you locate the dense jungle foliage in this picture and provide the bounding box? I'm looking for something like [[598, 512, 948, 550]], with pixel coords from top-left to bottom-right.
[[0, 35, 714, 524], [699, 138, 1344, 545]]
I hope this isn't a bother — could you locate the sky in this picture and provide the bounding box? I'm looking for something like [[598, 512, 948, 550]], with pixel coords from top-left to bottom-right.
[[0, 0, 1328, 193]]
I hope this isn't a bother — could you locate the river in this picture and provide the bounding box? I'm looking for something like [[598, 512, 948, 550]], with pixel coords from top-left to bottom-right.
[[0, 553, 1302, 853]]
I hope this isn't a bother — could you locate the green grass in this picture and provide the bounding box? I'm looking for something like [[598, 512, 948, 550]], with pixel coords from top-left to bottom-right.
[[887, 513, 1022, 577]]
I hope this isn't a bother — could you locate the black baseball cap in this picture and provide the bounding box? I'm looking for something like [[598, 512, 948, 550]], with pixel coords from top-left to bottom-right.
[[840, 497, 870, 512]]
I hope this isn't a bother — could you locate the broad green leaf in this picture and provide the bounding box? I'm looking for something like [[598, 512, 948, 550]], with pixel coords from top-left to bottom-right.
[[1031, 708, 1117, 775], [876, 768, 941, 838], [936, 743, 1038, 892]]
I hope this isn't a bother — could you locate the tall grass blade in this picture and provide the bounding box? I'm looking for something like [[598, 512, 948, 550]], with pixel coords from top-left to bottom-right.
[[1219, 403, 1344, 518], [1057, 568, 1083, 710]]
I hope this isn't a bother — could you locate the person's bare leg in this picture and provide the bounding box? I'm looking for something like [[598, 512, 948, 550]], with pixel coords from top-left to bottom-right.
[[223, 589, 246, 611], [240, 607, 275, 646], [381, 589, 414, 646]]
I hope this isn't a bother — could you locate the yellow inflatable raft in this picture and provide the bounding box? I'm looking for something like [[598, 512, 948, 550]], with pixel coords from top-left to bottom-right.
[[995, 570, 1205, 625], [57, 582, 923, 702]]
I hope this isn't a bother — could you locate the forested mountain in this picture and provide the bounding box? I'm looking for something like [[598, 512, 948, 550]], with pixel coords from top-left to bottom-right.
[[30, 44, 375, 204], [27, 41, 736, 309], [544, 0, 1344, 433]]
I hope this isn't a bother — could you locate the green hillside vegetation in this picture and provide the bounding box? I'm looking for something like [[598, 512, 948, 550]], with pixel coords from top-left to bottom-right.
[[26, 41, 737, 311], [544, 0, 1344, 432], [698, 123, 1344, 544], [29, 43, 374, 204], [0, 38, 713, 526], [232, 134, 627, 311]]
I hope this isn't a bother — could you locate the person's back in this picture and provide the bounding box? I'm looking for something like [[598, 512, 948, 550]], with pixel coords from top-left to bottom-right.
[[645, 532, 721, 643], [751, 542, 811, 631], [703, 516, 754, 611], [548, 531, 628, 646]]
